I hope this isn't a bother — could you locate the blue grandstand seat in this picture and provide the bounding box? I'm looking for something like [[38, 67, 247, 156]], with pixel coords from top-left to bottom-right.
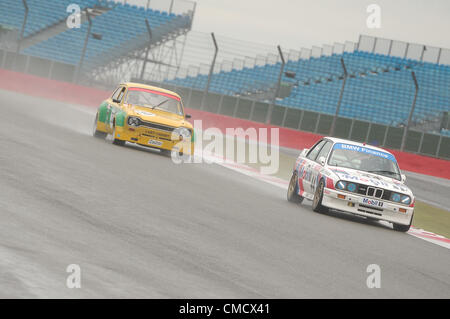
[[165, 50, 450, 129], [1, 1, 190, 70], [0, 0, 98, 37]]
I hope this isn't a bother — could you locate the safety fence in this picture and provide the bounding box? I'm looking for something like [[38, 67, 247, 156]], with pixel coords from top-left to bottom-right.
[[1, 40, 449, 160], [138, 79, 450, 160], [114, 0, 196, 16], [358, 35, 450, 65], [0, 49, 75, 82], [158, 34, 450, 146]]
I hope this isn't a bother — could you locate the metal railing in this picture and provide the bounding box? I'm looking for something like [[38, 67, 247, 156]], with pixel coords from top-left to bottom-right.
[[81, 13, 191, 72], [160, 34, 449, 142], [358, 35, 450, 65], [142, 82, 449, 160], [108, 0, 196, 16]]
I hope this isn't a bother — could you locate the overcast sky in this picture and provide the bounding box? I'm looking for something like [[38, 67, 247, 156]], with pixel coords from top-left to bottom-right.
[[191, 0, 450, 51]]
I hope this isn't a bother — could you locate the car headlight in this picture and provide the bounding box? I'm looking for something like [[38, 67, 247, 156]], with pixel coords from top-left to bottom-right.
[[391, 193, 401, 202], [172, 127, 191, 141], [346, 182, 357, 192], [401, 195, 411, 205], [336, 181, 346, 190], [127, 116, 140, 126]]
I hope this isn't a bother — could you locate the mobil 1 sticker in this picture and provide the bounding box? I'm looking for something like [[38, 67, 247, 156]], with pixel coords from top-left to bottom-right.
[[362, 197, 383, 207]]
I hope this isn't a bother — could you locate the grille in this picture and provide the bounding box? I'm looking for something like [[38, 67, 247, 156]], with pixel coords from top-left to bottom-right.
[[367, 187, 384, 199], [359, 204, 383, 212], [357, 184, 392, 200], [138, 120, 175, 132], [141, 134, 171, 141], [357, 208, 382, 216]]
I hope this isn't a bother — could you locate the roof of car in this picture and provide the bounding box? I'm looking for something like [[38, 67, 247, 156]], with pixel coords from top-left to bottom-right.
[[121, 82, 181, 99], [324, 136, 394, 156]]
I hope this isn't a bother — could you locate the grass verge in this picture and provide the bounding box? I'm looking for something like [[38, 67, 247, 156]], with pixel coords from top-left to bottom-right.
[[412, 201, 450, 238]]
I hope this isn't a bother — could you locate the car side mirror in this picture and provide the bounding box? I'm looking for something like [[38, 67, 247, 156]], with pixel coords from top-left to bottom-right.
[[112, 98, 121, 104], [185, 114, 191, 119], [401, 174, 406, 183], [318, 156, 326, 166], [300, 148, 309, 157]]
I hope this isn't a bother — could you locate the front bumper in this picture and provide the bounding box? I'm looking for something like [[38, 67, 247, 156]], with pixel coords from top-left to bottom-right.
[[115, 125, 194, 155], [322, 188, 413, 226]]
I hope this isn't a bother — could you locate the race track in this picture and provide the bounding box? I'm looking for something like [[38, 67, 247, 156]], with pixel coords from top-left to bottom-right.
[[1, 89, 449, 298], [279, 148, 450, 211]]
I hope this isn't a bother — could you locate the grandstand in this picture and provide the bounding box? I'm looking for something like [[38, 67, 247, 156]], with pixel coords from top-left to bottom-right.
[[0, 1, 448, 155], [0, 0, 94, 37], [166, 47, 450, 135], [0, 0, 193, 76]]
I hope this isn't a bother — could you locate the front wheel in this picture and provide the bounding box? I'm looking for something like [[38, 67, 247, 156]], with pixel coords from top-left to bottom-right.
[[93, 113, 107, 139], [160, 149, 172, 157], [161, 149, 190, 162], [312, 179, 329, 214], [107, 124, 125, 146], [287, 172, 303, 203], [393, 215, 413, 232]]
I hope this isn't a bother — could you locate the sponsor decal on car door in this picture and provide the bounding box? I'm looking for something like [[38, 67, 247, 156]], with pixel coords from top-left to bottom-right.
[[302, 160, 313, 195], [301, 140, 324, 196], [302, 139, 332, 195]]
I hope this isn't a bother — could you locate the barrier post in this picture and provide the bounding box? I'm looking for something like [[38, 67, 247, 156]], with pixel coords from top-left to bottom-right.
[[74, 9, 92, 83], [330, 58, 348, 136], [140, 19, 153, 80], [14, 0, 28, 68], [266, 45, 285, 124], [201, 32, 218, 110], [401, 71, 419, 151], [435, 135, 443, 157]]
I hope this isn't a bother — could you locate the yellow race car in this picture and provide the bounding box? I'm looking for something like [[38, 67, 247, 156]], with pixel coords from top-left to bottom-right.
[[92, 82, 194, 157]]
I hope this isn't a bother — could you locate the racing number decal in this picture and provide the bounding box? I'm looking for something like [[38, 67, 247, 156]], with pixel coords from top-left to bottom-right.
[[296, 157, 324, 196], [310, 165, 320, 194], [296, 159, 307, 196], [304, 163, 321, 194]]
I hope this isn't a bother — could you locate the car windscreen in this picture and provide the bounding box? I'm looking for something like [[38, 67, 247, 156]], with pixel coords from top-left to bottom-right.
[[328, 143, 401, 180], [125, 88, 183, 116]]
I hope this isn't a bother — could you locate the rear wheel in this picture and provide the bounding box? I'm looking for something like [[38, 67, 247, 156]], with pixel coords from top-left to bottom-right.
[[93, 113, 106, 139], [312, 179, 329, 213], [287, 172, 304, 203], [107, 124, 125, 146]]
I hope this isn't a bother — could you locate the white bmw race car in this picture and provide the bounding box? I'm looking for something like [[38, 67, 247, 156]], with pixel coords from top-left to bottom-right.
[[287, 137, 414, 232]]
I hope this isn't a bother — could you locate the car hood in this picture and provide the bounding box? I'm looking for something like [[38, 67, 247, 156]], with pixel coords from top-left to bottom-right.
[[327, 166, 412, 195], [128, 105, 191, 128]]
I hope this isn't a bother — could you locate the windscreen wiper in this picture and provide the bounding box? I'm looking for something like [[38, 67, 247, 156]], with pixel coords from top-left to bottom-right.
[[366, 170, 397, 175], [152, 99, 169, 110]]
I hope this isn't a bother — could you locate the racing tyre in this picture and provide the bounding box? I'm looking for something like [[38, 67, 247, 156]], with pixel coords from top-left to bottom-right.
[[312, 179, 329, 214], [162, 149, 190, 162], [160, 149, 171, 157], [107, 124, 125, 146], [287, 172, 304, 203], [393, 216, 413, 232], [93, 114, 107, 139]]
